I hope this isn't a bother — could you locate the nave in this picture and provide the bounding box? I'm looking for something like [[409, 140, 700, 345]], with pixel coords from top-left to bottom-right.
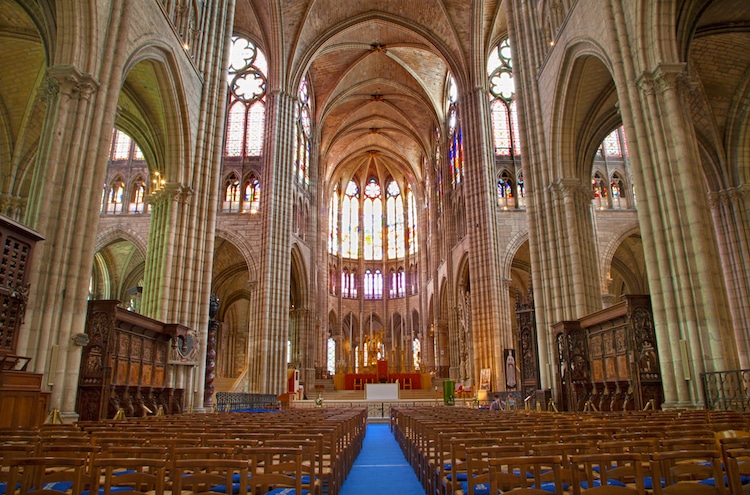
[[4, 406, 750, 494]]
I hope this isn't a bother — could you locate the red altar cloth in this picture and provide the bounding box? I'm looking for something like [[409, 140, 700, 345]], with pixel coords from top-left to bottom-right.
[[342, 373, 421, 390]]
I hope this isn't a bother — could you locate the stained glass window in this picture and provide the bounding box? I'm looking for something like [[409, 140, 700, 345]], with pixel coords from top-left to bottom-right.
[[516, 172, 525, 208], [363, 178, 382, 261], [106, 177, 125, 213], [224, 173, 241, 212], [447, 75, 463, 186], [491, 100, 511, 156], [296, 75, 311, 187], [364, 269, 383, 299], [373, 269, 383, 298], [592, 172, 608, 209], [497, 170, 514, 209], [603, 129, 622, 156], [488, 38, 519, 156], [611, 172, 627, 209], [413, 338, 420, 370], [112, 131, 131, 160], [387, 181, 405, 259], [342, 181, 359, 259], [329, 186, 339, 255], [435, 127, 443, 213], [407, 186, 418, 255], [129, 177, 146, 213], [243, 175, 260, 213], [225, 36, 267, 157], [327, 338, 335, 375], [110, 129, 144, 161]]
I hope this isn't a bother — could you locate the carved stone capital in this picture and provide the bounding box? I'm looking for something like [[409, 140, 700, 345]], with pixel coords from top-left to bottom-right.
[[652, 63, 689, 93], [551, 178, 590, 205], [44, 65, 100, 101]]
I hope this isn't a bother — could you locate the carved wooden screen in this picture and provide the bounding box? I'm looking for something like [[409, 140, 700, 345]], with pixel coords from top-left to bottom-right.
[[0, 216, 42, 357], [77, 300, 186, 421], [553, 295, 662, 412], [515, 286, 539, 402]]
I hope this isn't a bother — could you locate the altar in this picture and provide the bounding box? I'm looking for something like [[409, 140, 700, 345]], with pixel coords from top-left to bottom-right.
[[333, 360, 430, 391]]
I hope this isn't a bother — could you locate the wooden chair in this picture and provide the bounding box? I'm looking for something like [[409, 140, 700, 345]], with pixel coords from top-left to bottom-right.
[[532, 441, 596, 488], [659, 437, 719, 452], [724, 447, 750, 495], [488, 454, 564, 494], [89, 457, 167, 495], [569, 452, 647, 494], [245, 446, 303, 495], [650, 449, 728, 495], [99, 445, 168, 460], [463, 444, 525, 495], [267, 438, 323, 495], [171, 458, 249, 495], [6, 457, 86, 495]]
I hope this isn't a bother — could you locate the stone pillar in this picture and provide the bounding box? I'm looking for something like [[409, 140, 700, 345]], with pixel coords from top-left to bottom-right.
[[19, 63, 108, 419], [246, 90, 297, 394], [709, 186, 750, 367], [633, 64, 738, 407]]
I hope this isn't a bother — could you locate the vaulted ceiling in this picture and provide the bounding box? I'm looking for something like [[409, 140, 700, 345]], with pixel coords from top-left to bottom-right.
[[234, 1, 507, 189]]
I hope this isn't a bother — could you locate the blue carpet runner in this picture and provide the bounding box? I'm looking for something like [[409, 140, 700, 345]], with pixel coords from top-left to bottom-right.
[[339, 423, 427, 495]]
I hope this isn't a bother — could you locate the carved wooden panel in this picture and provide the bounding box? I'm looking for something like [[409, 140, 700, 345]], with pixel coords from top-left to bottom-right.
[[0, 216, 42, 356], [76, 300, 191, 420], [553, 295, 662, 411]]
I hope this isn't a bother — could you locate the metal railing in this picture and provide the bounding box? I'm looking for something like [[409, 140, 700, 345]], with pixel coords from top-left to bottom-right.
[[215, 392, 279, 412], [702, 369, 750, 411]]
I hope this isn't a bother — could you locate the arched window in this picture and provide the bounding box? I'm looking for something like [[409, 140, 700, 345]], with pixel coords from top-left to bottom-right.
[[109, 129, 145, 162], [225, 36, 267, 157], [364, 269, 383, 299], [594, 125, 635, 210], [327, 338, 335, 376], [497, 169, 514, 208], [611, 172, 627, 209], [329, 185, 339, 255], [516, 172, 525, 208], [435, 127, 443, 213], [348, 270, 357, 298], [296, 75, 311, 187], [106, 177, 125, 214], [373, 269, 383, 299], [223, 173, 241, 212], [363, 178, 382, 261], [129, 177, 146, 213], [342, 181, 359, 259], [592, 171, 608, 209], [603, 128, 622, 157], [386, 181, 405, 259], [413, 338, 421, 371], [447, 74, 463, 187], [407, 185, 418, 256], [397, 267, 405, 297], [342, 269, 350, 298], [488, 38, 520, 156], [243, 175, 260, 213]]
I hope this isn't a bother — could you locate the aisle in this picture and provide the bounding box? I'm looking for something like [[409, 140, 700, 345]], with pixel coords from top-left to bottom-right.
[[339, 423, 427, 495]]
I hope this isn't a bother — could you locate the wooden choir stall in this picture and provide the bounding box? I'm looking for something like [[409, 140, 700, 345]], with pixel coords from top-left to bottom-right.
[[553, 294, 663, 412], [76, 300, 195, 421], [0, 215, 48, 429]]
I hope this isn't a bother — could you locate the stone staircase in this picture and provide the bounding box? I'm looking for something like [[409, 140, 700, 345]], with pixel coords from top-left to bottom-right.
[[212, 375, 240, 393]]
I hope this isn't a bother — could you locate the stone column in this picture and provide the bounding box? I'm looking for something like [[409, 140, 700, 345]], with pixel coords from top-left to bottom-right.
[[246, 90, 297, 394], [709, 186, 750, 367], [633, 64, 738, 407]]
